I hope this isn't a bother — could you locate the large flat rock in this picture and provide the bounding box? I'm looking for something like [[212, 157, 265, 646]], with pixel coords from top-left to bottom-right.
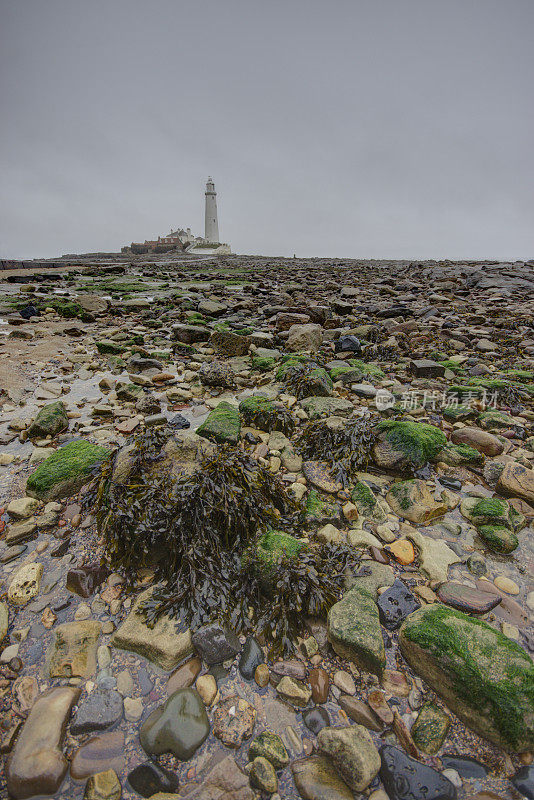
[[112, 588, 193, 671]]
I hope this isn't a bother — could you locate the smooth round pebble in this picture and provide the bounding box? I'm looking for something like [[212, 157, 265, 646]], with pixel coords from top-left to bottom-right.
[[493, 576, 519, 595]]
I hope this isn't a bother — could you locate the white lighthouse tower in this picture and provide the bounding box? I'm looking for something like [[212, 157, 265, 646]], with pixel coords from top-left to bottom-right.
[[204, 177, 219, 243]]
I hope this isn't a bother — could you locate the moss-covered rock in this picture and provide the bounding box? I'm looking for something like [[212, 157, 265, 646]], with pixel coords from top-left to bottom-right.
[[255, 530, 305, 572], [478, 410, 517, 432], [305, 489, 340, 526], [329, 364, 363, 384], [460, 496, 525, 532], [197, 401, 241, 444], [275, 355, 308, 381], [442, 405, 477, 422], [348, 359, 385, 379], [26, 440, 111, 500], [436, 442, 485, 467], [239, 396, 294, 436], [44, 298, 83, 318], [327, 587, 385, 675], [350, 481, 388, 522], [399, 604, 534, 752], [96, 339, 127, 355], [410, 702, 450, 755], [251, 355, 276, 372], [106, 355, 127, 373], [386, 479, 449, 525], [249, 731, 289, 769], [282, 364, 333, 399], [27, 401, 69, 439], [477, 524, 519, 554], [372, 420, 447, 471]]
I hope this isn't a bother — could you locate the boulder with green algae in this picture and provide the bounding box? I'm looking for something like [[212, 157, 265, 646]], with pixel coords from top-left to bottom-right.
[[478, 410, 518, 431], [327, 587, 385, 674], [460, 496, 525, 532], [27, 401, 69, 439], [254, 530, 305, 576], [239, 396, 294, 435], [399, 604, 534, 752], [442, 405, 477, 422], [282, 364, 333, 398], [410, 702, 451, 754], [372, 420, 447, 471], [106, 355, 127, 373], [477, 524, 519, 554], [249, 731, 289, 769], [275, 355, 308, 381], [196, 401, 241, 444], [251, 355, 276, 372], [386, 479, 449, 525], [329, 364, 363, 383], [26, 440, 111, 501], [305, 489, 340, 526], [437, 442, 485, 466], [96, 339, 127, 355], [351, 481, 389, 522]]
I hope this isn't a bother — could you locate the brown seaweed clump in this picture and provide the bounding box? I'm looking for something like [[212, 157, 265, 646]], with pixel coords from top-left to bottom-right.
[[91, 428, 360, 656]]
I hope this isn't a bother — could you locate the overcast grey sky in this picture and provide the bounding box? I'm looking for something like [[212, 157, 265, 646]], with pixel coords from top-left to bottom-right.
[[1, 1, 533, 260]]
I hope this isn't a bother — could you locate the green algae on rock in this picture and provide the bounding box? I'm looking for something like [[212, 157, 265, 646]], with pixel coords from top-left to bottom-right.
[[95, 340, 128, 355], [437, 442, 485, 466], [239, 395, 294, 435], [27, 401, 69, 439], [95, 431, 343, 656], [249, 731, 289, 769], [299, 416, 378, 485], [410, 702, 451, 754], [26, 440, 111, 501], [386, 479, 449, 525], [460, 497, 525, 544], [254, 530, 305, 573], [305, 488, 340, 526], [373, 420, 447, 471], [477, 524, 519, 554], [251, 355, 276, 372], [275, 354, 309, 381], [196, 401, 241, 444], [327, 587, 386, 674], [351, 481, 389, 522], [281, 362, 333, 399], [399, 604, 534, 752]]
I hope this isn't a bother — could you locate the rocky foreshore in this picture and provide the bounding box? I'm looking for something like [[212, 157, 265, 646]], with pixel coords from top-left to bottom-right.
[[0, 255, 533, 800]]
